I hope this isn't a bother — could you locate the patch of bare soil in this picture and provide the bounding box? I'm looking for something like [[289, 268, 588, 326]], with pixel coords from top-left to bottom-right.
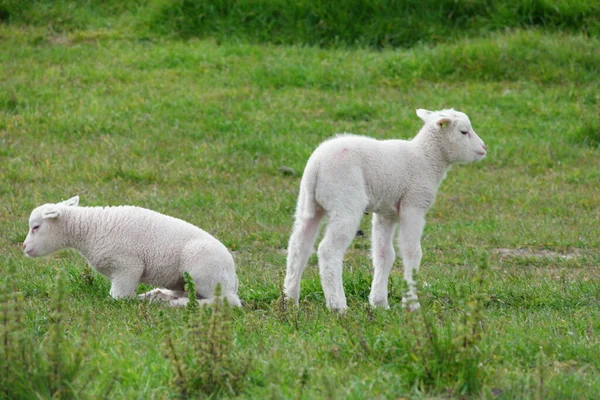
[[493, 248, 584, 260], [48, 34, 73, 46], [492, 247, 600, 281]]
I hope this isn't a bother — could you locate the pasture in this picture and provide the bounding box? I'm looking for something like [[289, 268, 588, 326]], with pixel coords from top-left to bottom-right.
[[1, 1, 599, 398]]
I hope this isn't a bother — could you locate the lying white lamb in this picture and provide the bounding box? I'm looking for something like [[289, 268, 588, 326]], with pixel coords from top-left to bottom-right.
[[284, 108, 487, 312], [23, 196, 241, 307]]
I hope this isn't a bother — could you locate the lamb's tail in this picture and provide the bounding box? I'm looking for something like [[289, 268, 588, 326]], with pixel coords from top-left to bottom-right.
[[296, 158, 320, 220]]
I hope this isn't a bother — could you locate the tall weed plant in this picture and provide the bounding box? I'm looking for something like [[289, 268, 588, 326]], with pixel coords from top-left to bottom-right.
[[0, 269, 98, 399], [0, 269, 30, 399], [163, 273, 251, 398], [386, 252, 490, 396]]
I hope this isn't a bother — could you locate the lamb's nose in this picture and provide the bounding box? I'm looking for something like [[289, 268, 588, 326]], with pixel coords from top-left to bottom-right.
[[23, 243, 26, 249], [482, 144, 487, 151]]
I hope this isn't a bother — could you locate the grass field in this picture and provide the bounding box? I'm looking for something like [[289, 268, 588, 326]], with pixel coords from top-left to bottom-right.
[[1, 2, 600, 398]]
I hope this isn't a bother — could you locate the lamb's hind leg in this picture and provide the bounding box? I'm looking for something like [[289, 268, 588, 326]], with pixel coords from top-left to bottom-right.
[[139, 288, 185, 302], [369, 213, 397, 309], [317, 212, 363, 313], [283, 209, 324, 303], [168, 294, 241, 308]]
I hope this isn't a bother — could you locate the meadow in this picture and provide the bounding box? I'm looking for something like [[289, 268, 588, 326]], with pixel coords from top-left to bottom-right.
[[1, 1, 600, 398]]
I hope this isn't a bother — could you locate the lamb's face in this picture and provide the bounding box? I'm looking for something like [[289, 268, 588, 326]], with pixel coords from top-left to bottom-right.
[[23, 205, 63, 257], [23, 196, 79, 258], [416, 108, 487, 164], [444, 111, 487, 164]]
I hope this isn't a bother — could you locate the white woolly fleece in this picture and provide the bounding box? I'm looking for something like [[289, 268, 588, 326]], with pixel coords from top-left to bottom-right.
[[284, 108, 486, 313], [24, 196, 240, 307]]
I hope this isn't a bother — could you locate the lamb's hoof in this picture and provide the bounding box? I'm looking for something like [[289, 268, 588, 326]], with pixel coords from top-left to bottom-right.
[[402, 297, 421, 312], [369, 298, 390, 310], [138, 288, 163, 301], [282, 293, 300, 306], [168, 297, 189, 307], [327, 300, 348, 314], [139, 288, 182, 302]]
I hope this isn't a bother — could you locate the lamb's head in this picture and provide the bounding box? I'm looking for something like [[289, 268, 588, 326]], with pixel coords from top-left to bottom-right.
[[23, 196, 79, 257], [416, 108, 487, 164]]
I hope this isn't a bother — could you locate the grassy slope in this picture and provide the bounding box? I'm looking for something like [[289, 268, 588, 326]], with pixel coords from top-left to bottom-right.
[[1, 20, 600, 400], [3, 0, 599, 47]]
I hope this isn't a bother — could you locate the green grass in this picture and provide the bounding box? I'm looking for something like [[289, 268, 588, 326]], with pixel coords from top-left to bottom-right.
[[146, 0, 600, 47], [2, 0, 599, 47], [1, 5, 600, 399]]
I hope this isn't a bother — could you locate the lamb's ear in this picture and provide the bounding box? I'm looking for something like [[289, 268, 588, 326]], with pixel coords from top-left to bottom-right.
[[42, 206, 61, 219], [61, 196, 79, 207], [437, 117, 452, 129], [416, 109, 433, 123]]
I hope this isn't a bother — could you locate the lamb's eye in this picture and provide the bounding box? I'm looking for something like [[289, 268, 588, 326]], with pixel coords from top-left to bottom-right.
[[32, 225, 40, 232], [460, 130, 469, 135]]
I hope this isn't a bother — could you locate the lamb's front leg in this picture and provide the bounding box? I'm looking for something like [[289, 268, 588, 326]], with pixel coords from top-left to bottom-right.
[[109, 267, 143, 299], [398, 207, 426, 312], [369, 213, 397, 308]]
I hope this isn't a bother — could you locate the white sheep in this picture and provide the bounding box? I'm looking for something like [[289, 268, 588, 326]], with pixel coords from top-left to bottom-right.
[[23, 196, 241, 307], [284, 108, 487, 312]]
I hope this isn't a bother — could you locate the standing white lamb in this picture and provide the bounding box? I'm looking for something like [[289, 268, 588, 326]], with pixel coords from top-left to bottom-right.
[[23, 196, 241, 307], [284, 108, 487, 313]]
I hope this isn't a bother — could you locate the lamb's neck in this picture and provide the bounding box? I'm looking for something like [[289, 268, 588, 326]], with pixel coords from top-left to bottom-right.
[[60, 207, 103, 257], [411, 129, 451, 184]]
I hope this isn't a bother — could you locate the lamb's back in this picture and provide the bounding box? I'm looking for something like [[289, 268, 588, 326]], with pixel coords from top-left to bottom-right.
[[98, 206, 205, 236], [308, 134, 428, 214], [74, 206, 219, 260], [312, 134, 413, 170]]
